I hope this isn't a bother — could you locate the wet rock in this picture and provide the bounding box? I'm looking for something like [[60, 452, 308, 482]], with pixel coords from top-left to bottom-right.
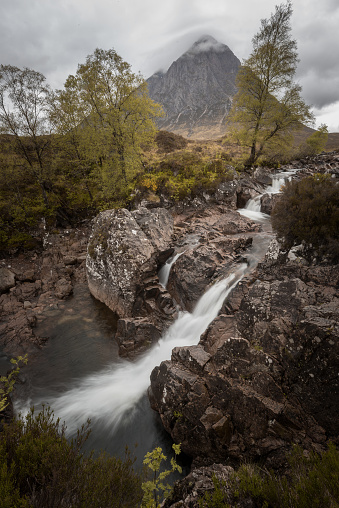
[[260, 192, 281, 215], [149, 244, 338, 468], [116, 317, 162, 357], [54, 277, 73, 299], [0, 226, 90, 354], [167, 245, 224, 311], [253, 166, 274, 186]]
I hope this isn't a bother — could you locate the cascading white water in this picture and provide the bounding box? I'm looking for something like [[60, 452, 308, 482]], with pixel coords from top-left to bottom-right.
[[239, 168, 300, 221], [238, 195, 269, 222], [41, 264, 247, 435], [265, 170, 296, 194], [158, 252, 184, 287]]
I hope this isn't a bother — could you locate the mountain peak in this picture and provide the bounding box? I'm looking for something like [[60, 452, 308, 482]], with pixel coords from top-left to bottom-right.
[[147, 36, 240, 140], [185, 35, 229, 56]]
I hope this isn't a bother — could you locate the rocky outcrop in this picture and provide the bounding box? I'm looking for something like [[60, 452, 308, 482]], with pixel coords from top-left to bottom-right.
[[85, 200, 262, 357], [149, 241, 338, 469], [86, 207, 174, 318], [162, 464, 239, 508], [288, 151, 339, 179]]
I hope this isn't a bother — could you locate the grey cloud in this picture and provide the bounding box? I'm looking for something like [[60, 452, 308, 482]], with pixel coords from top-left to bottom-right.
[[0, 0, 338, 131]]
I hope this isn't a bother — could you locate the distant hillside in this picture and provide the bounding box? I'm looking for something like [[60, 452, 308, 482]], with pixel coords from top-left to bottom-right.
[[147, 35, 240, 140]]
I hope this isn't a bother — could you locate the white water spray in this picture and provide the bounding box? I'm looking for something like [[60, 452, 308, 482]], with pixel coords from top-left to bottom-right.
[[44, 264, 247, 434]]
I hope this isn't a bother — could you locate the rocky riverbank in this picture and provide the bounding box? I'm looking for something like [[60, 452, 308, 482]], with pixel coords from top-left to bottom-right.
[[1, 152, 338, 504], [0, 226, 89, 356]]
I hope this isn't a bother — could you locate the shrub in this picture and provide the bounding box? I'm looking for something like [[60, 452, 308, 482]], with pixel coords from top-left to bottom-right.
[[271, 174, 339, 262], [199, 444, 339, 508], [0, 406, 143, 507], [155, 131, 188, 152], [142, 443, 182, 507]]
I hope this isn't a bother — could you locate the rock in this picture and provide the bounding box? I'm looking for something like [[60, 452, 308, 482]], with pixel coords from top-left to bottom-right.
[[0, 225, 90, 354], [253, 166, 274, 186], [86, 207, 174, 317], [149, 249, 338, 468], [212, 179, 239, 208], [116, 317, 162, 357], [0, 268, 15, 293], [54, 277, 73, 299], [167, 245, 223, 311], [162, 464, 239, 508], [260, 192, 281, 215]]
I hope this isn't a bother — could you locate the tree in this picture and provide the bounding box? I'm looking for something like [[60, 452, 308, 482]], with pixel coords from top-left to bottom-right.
[[50, 48, 163, 206], [0, 66, 53, 207], [305, 123, 328, 155], [228, 2, 314, 168]]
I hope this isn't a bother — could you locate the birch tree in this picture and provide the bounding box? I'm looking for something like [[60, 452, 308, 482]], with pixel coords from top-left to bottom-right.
[[51, 48, 163, 205], [228, 2, 314, 168], [0, 65, 53, 207]]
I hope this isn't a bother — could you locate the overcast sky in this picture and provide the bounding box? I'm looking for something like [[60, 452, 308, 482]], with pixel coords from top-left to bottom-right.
[[1, 0, 339, 132]]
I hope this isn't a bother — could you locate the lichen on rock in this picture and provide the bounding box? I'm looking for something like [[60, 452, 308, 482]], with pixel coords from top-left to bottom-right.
[[86, 207, 174, 317]]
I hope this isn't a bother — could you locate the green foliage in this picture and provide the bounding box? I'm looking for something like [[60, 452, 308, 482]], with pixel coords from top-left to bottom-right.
[[0, 406, 143, 507], [0, 356, 28, 413], [138, 150, 234, 201], [228, 2, 314, 167], [0, 48, 163, 252], [305, 124, 329, 155], [142, 443, 182, 507], [199, 444, 339, 508], [234, 443, 339, 508], [199, 474, 231, 508], [0, 65, 54, 208], [271, 173, 339, 261], [51, 48, 163, 208]]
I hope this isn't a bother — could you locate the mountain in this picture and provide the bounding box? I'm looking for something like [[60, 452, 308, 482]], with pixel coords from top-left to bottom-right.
[[147, 35, 241, 140]]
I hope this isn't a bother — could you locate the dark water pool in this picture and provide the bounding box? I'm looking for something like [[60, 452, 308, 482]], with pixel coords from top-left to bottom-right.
[[12, 284, 182, 471]]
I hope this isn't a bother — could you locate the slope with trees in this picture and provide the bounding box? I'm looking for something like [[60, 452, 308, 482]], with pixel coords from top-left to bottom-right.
[[0, 49, 162, 250]]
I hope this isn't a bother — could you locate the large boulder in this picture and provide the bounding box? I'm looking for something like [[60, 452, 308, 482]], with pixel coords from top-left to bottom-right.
[[86, 207, 173, 317]]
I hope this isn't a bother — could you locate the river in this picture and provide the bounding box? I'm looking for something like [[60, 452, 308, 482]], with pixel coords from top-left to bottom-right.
[[11, 168, 296, 470]]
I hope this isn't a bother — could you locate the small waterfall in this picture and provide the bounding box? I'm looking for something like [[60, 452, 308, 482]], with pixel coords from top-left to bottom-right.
[[238, 194, 269, 222], [40, 264, 247, 435], [158, 252, 183, 287], [266, 170, 296, 194], [239, 168, 300, 221]]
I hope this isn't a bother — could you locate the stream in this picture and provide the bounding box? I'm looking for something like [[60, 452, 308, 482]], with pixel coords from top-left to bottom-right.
[[12, 168, 297, 470]]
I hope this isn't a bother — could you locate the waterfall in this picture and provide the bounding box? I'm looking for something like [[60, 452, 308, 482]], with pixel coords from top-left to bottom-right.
[[42, 264, 247, 435], [238, 168, 300, 221], [158, 252, 184, 287], [266, 170, 296, 194], [238, 194, 269, 222]]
